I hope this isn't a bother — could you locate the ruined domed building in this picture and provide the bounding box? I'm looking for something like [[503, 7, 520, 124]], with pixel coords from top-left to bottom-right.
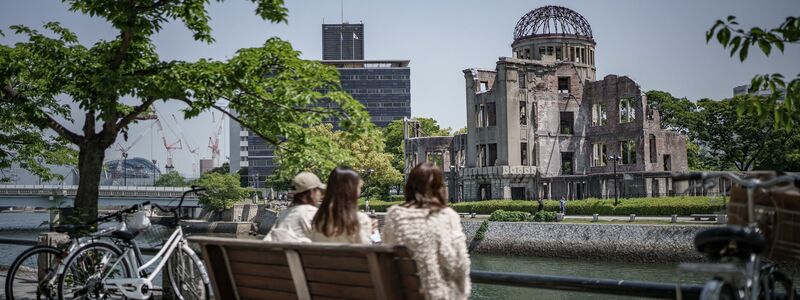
[[405, 6, 688, 201]]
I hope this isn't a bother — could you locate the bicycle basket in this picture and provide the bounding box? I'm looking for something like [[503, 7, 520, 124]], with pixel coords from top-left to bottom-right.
[[728, 175, 800, 262], [125, 210, 151, 232]]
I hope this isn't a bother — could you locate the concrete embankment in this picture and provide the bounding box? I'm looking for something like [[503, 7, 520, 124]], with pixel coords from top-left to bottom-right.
[[463, 221, 708, 263]]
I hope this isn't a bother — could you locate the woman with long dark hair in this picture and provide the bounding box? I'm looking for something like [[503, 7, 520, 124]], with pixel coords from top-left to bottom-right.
[[382, 162, 471, 300], [310, 167, 372, 244]]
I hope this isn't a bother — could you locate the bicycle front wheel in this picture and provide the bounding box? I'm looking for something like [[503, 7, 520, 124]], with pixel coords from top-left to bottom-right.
[[166, 245, 211, 300], [57, 242, 133, 300], [5, 245, 63, 300]]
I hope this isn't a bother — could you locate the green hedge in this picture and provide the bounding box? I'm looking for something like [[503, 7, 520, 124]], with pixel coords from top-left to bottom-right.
[[488, 210, 531, 222], [360, 196, 724, 216], [532, 210, 557, 222]]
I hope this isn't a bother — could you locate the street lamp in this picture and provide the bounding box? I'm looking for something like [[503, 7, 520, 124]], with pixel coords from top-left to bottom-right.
[[122, 152, 129, 186], [607, 154, 622, 206], [152, 159, 157, 186], [36, 157, 44, 184]]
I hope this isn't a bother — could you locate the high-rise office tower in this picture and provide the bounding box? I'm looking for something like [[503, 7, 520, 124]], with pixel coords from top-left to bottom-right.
[[322, 23, 364, 60]]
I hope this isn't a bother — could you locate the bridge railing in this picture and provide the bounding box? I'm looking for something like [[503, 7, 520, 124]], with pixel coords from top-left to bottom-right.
[[0, 185, 197, 198]]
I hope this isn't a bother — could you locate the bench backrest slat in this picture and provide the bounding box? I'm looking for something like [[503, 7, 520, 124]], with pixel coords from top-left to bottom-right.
[[190, 236, 425, 300]]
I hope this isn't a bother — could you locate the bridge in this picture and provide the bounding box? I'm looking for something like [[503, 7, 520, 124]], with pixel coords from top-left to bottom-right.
[[0, 184, 200, 208]]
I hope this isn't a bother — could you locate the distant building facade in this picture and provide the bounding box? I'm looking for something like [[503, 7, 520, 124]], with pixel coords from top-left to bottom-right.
[[733, 84, 786, 100], [404, 6, 688, 202], [229, 22, 411, 187], [322, 23, 364, 60], [199, 159, 214, 174]]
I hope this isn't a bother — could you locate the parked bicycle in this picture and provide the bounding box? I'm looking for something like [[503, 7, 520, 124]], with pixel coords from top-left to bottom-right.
[[4, 201, 148, 300], [673, 172, 799, 300], [56, 187, 211, 300]]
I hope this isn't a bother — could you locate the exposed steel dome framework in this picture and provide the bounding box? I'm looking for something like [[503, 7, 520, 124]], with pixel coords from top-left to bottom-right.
[[513, 6, 593, 40]]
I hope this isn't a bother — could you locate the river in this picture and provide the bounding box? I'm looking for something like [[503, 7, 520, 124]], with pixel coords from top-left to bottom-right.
[[0, 212, 723, 299]]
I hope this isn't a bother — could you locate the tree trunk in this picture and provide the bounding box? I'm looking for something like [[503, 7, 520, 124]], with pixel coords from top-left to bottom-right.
[[74, 143, 106, 224]]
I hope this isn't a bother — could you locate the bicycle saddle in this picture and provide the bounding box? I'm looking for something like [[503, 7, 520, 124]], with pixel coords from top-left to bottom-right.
[[111, 230, 138, 241], [694, 225, 766, 261]]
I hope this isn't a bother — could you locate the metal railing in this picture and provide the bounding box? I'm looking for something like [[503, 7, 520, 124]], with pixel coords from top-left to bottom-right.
[[0, 184, 196, 199], [471, 270, 704, 299]]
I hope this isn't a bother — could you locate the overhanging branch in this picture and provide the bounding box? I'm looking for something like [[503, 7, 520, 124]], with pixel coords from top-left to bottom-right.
[[1, 85, 83, 144]]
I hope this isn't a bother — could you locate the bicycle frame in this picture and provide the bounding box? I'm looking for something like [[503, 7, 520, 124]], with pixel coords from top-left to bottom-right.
[[100, 225, 210, 299], [676, 172, 800, 300]]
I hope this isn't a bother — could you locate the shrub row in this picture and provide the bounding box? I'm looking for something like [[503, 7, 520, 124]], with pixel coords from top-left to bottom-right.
[[488, 210, 530, 222], [359, 196, 724, 216]]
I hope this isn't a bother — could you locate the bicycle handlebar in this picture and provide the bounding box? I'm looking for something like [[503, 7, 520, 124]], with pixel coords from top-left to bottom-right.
[[92, 201, 151, 224]]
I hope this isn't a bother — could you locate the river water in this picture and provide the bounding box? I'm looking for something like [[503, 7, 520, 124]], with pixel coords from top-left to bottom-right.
[[0, 212, 727, 299]]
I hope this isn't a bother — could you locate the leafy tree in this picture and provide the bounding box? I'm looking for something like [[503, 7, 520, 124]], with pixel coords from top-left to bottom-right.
[[707, 16, 800, 127], [194, 172, 252, 210], [0, 1, 369, 222], [383, 118, 451, 174], [646, 90, 707, 170], [692, 96, 800, 171], [645, 90, 697, 133], [269, 124, 402, 196], [154, 171, 186, 187], [208, 162, 230, 175], [453, 127, 468, 135]]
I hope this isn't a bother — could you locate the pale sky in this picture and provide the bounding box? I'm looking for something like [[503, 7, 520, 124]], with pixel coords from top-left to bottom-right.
[[2, 0, 798, 177]]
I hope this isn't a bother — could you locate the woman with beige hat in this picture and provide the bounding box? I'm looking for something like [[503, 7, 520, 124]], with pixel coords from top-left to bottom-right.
[[263, 172, 326, 242]]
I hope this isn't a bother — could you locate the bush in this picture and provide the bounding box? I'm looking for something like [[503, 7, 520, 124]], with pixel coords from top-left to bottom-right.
[[488, 210, 531, 222], [474, 220, 489, 241], [359, 196, 724, 216], [532, 210, 557, 222]]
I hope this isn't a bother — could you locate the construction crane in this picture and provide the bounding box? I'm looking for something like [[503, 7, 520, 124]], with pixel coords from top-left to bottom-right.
[[172, 114, 201, 176], [208, 113, 225, 168], [110, 120, 157, 185], [155, 118, 182, 173]]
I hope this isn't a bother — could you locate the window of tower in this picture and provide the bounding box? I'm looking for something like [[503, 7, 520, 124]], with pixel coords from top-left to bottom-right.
[[555, 47, 562, 60], [558, 77, 570, 94]]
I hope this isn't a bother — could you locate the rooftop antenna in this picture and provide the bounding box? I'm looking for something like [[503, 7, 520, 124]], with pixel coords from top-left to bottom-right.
[[340, 0, 344, 23]]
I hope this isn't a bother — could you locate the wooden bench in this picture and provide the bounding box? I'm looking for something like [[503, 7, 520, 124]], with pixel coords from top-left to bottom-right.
[[189, 236, 424, 300], [690, 214, 719, 221]]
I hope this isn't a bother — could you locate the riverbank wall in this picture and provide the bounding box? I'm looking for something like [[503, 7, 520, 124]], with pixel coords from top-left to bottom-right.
[[463, 221, 707, 263]]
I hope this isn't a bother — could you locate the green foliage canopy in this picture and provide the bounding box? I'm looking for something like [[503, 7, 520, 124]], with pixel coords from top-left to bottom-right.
[[194, 172, 252, 210], [269, 124, 402, 196], [707, 15, 800, 128], [154, 171, 187, 187], [0, 0, 369, 222]]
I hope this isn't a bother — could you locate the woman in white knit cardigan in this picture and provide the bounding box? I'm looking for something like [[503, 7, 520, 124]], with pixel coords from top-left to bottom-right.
[[382, 162, 471, 300]]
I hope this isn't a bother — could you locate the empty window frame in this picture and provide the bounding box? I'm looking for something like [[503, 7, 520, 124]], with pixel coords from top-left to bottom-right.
[[488, 143, 498, 166], [487, 102, 497, 126], [619, 140, 637, 165], [555, 47, 562, 60], [592, 143, 607, 167], [521, 142, 528, 165], [561, 152, 574, 175], [524, 49, 530, 59], [619, 98, 636, 123], [519, 71, 526, 89], [663, 154, 672, 171], [649, 134, 657, 163], [591, 103, 607, 126], [558, 77, 570, 93], [477, 144, 487, 167], [547, 46, 554, 56], [519, 101, 528, 125], [476, 104, 486, 127], [559, 112, 574, 135], [479, 81, 489, 92], [539, 47, 546, 58]]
